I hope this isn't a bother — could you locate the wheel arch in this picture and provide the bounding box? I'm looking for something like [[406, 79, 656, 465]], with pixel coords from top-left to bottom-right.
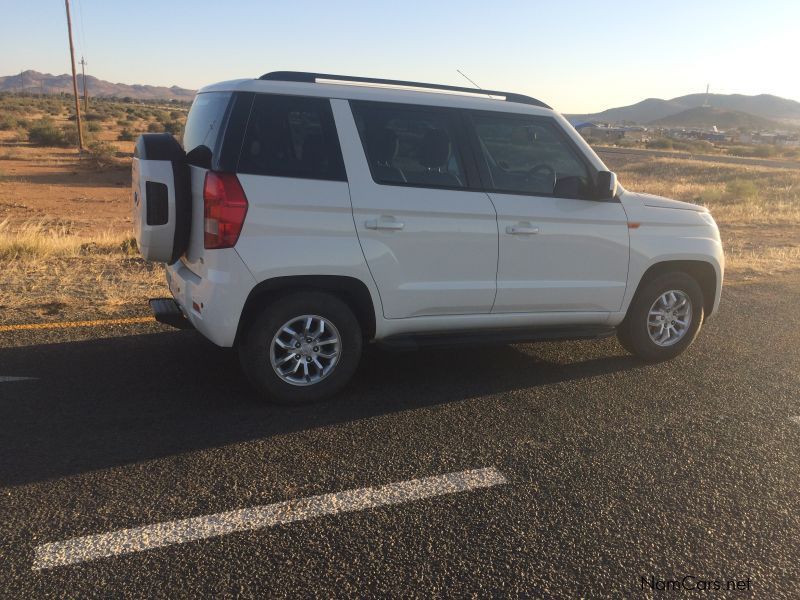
[[235, 275, 377, 346], [630, 260, 718, 319]]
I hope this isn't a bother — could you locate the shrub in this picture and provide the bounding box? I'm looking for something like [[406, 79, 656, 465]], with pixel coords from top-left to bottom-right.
[[118, 129, 135, 141], [163, 120, 183, 136], [147, 121, 164, 133], [87, 122, 102, 132], [646, 138, 673, 150], [28, 120, 69, 147], [11, 127, 27, 143], [726, 179, 759, 201], [86, 140, 117, 169], [120, 237, 138, 255], [0, 114, 17, 130], [751, 145, 777, 158], [62, 126, 83, 147], [669, 140, 692, 151]]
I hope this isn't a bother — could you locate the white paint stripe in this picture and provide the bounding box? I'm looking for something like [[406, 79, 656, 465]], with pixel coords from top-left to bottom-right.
[[33, 467, 506, 570], [0, 376, 36, 383]]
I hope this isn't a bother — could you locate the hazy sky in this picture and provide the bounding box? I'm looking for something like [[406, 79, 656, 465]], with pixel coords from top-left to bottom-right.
[[1, 0, 798, 114]]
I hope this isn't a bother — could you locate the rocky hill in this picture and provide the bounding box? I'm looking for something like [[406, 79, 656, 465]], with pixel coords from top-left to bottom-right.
[[0, 70, 195, 101]]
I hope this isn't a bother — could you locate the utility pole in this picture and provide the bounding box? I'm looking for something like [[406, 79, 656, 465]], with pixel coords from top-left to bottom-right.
[[64, 0, 84, 151], [80, 56, 88, 112]]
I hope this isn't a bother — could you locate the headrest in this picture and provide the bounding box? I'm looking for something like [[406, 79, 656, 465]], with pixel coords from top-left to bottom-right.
[[418, 128, 451, 169], [367, 128, 399, 165]]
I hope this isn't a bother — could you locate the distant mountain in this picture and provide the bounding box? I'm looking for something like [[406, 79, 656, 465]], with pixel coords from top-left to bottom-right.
[[569, 93, 800, 129], [0, 70, 195, 101], [649, 107, 784, 130], [570, 98, 687, 125]]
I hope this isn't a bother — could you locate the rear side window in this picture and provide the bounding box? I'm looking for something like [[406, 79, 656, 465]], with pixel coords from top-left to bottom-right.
[[183, 92, 233, 167], [351, 102, 467, 189], [469, 113, 592, 199], [238, 94, 346, 181]]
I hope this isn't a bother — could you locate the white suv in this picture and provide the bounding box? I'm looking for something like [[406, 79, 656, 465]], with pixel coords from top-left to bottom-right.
[[132, 72, 724, 403]]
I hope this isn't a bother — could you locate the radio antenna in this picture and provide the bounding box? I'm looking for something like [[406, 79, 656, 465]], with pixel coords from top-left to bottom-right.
[[456, 69, 496, 99]]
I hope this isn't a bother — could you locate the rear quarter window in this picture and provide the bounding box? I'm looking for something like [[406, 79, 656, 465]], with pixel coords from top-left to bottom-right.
[[183, 92, 233, 168]]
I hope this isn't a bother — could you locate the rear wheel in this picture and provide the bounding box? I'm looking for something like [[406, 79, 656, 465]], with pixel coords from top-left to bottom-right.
[[617, 272, 704, 362], [238, 291, 362, 404]]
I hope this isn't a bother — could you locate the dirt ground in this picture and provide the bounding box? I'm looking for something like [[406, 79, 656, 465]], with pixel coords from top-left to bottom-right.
[[0, 145, 132, 235]]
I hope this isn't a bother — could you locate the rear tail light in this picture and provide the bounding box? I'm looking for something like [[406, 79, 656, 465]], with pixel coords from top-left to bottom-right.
[[203, 172, 248, 249]]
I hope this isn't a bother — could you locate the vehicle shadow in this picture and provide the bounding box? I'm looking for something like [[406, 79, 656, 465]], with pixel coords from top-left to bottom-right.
[[0, 330, 641, 486]]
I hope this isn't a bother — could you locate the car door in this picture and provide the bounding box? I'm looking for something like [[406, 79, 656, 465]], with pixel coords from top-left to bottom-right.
[[466, 111, 629, 313], [332, 100, 498, 319]]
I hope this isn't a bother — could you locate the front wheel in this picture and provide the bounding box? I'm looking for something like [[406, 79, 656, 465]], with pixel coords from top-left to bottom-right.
[[617, 272, 704, 362], [238, 292, 363, 404]]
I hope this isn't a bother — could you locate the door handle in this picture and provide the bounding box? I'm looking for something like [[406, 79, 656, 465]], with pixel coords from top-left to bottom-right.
[[506, 224, 540, 235], [365, 218, 405, 231]]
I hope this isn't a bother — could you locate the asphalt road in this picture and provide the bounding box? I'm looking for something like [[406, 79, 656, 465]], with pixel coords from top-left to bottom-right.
[[1, 276, 799, 597]]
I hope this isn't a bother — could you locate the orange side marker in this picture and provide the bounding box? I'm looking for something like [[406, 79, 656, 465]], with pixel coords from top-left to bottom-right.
[[0, 316, 155, 333], [627, 222, 641, 229]]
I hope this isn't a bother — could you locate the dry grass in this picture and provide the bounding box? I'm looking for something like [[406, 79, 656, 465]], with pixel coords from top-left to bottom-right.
[[0, 219, 126, 260], [0, 220, 166, 323], [608, 156, 800, 279], [724, 242, 800, 278], [611, 157, 800, 224]]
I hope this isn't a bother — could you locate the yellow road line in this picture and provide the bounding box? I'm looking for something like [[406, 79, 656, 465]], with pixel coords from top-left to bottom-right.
[[0, 316, 155, 333]]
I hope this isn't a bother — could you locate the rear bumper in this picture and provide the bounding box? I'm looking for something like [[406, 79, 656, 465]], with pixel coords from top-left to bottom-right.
[[165, 249, 256, 347]]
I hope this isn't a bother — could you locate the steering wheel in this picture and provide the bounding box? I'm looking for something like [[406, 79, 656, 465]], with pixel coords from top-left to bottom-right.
[[528, 164, 556, 190]]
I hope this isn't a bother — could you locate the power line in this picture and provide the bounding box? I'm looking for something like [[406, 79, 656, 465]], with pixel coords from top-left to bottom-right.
[[75, 0, 89, 58]]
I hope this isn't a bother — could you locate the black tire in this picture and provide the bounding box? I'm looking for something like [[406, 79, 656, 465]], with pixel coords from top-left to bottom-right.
[[238, 291, 362, 404], [617, 272, 704, 362]]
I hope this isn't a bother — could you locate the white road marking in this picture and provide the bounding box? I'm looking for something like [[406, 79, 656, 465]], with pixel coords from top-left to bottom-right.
[[0, 376, 36, 383], [33, 467, 507, 570]]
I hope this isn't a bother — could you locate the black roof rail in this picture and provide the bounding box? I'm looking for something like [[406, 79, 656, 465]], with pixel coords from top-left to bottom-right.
[[258, 71, 551, 109]]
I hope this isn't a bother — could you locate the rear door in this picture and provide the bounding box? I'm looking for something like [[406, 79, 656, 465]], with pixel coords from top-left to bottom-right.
[[465, 111, 629, 313], [334, 100, 498, 319]]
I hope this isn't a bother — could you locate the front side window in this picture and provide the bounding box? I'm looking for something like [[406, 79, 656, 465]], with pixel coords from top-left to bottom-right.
[[238, 94, 346, 181], [470, 114, 592, 198], [351, 102, 467, 189]]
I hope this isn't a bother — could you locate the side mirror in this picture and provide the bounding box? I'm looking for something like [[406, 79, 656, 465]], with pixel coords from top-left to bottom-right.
[[595, 171, 618, 200]]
